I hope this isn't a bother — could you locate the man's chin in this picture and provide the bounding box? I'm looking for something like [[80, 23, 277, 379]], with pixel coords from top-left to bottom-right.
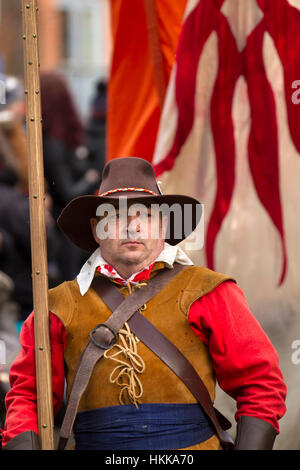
[[119, 247, 147, 266], [121, 253, 145, 266]]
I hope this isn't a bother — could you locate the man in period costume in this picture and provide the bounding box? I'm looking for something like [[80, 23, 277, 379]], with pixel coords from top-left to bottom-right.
[[1, 157, 286, 450]]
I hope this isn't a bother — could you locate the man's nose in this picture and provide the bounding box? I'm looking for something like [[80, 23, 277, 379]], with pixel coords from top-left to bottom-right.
[[127, 216, 141, 232]]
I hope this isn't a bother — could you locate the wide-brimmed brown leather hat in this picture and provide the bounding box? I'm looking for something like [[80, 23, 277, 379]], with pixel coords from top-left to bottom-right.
[[57, 157, 202, 252]]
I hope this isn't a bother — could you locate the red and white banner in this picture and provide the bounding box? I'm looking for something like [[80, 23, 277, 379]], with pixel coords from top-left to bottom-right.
[[153, 0, 300, 305]]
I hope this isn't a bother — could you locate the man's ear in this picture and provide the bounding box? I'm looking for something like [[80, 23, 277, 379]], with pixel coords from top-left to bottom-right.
[[90, 218, 99, 243]]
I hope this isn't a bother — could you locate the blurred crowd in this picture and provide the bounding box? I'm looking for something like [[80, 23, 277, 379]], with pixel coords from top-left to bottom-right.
[[0, 71, 107, 431]]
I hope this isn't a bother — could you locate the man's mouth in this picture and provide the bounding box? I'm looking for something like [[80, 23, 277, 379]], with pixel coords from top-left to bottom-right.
[[122, 241, 143, 246]]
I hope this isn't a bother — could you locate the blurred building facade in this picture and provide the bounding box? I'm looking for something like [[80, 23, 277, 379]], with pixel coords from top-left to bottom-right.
[[0, 0, 112, 118]]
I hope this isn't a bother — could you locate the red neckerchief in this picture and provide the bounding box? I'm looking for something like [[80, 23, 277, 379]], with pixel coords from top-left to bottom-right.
[[97, 262, 155, 285]]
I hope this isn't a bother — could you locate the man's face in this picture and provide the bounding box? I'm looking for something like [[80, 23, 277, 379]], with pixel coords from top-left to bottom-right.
[[90, 203, 168, 269]]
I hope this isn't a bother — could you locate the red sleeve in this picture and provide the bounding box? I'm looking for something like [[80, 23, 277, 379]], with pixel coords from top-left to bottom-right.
[[1, 312, 66, 447], [188, 280, 287, 433]]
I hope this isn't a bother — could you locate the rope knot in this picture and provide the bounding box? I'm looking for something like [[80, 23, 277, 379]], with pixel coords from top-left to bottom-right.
[[104, 322, 145, 407]]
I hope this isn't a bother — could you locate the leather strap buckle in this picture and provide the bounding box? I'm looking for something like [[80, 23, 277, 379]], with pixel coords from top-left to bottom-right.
[[89, 323, 118, 350]]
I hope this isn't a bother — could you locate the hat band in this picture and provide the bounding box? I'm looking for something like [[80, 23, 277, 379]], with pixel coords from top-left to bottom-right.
[[98, 187, 159, 197]]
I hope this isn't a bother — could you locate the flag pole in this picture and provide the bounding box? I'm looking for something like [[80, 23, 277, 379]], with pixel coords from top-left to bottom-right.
[[21, 0, 54, 450]]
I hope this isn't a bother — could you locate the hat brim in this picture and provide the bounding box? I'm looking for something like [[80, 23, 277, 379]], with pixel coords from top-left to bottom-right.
[[57, 193, 202, 253]]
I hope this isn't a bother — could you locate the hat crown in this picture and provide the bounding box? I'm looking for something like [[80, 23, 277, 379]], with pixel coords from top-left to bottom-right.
[[99, 157, 160, 195]]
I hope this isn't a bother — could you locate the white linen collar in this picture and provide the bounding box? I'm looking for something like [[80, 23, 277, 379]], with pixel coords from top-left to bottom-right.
[[76, 242, 193, 296]]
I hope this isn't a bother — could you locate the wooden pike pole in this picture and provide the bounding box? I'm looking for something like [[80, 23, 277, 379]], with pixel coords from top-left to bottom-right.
[[21, 0, 54, 450]]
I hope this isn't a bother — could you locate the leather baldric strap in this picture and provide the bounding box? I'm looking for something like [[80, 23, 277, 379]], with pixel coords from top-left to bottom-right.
[[57, 263, 185, 450], [57, 264, 234, 450]]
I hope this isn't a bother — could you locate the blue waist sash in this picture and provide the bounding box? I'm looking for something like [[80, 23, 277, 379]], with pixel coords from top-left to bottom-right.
[[73, 403, 215, 450]]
